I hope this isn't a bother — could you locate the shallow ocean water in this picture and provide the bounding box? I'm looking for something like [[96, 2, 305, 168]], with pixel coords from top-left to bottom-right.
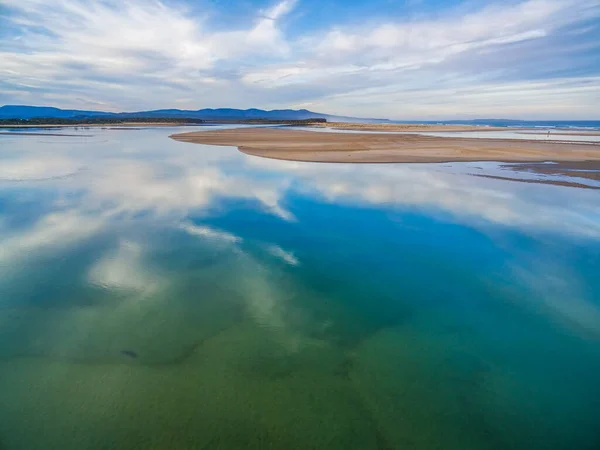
[[0, 126, 599, 449]]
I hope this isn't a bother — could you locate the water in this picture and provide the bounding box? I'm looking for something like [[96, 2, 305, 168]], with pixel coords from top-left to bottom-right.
[[1, 126, 599, 450], [388, 119, 600, 130]]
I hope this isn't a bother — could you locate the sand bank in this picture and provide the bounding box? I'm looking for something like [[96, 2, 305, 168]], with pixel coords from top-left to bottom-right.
[[314, 122, 507, 132], [315, 123, 600, 136], [170, 127, 600, 164]]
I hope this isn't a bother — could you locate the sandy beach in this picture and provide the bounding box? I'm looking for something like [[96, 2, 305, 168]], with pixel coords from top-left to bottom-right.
[[170, 127, 600, 164]]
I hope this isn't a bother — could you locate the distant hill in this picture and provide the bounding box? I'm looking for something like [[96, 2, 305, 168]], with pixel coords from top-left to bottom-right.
[[0, 105, 113, 119], [0, 105, 388, 123]]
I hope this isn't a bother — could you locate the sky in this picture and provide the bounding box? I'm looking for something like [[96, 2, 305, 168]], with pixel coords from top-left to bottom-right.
[[1, 0, 599, 119]]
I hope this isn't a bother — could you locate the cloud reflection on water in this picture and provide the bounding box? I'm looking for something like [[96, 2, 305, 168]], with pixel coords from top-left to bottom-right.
[[2, 127, 599, 238], [0, 127, 599, 339], [88, 240, 161, 294]]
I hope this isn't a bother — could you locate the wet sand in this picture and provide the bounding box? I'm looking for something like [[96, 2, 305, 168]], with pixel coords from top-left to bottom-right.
[[514, 160, 600, 179], [170, 127, 600, 164], [473, 174, 599, 190], [489, 160, 600, 188]]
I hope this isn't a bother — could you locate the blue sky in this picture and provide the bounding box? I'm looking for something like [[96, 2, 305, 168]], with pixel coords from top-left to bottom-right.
[[1, 0, 599, 119]]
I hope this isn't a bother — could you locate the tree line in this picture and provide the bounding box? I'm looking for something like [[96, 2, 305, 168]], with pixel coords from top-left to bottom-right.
[[0, 117, 205, 125], [0, 117, 327, 126]]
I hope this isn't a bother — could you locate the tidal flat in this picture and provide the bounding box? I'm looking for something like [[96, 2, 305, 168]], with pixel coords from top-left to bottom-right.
[[0, 126, 599, 449]]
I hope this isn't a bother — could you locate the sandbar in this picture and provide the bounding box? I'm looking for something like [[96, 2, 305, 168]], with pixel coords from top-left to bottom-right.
[[170, 127, 600, 164], [315, 123, 600, 136], [313, 122, 507, 132]]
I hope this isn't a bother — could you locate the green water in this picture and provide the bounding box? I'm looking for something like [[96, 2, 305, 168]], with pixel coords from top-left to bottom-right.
[[0, 127, 599, 449]]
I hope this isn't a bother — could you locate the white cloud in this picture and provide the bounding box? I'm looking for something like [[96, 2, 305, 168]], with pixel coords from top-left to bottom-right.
[[306, 76, 600, 120], [2, 0, 214, 73], [309, 0, 589, 60], [242, 0, 599, 118], [264, 0, 297, 20], [209, 0, 295, 60], [1, 0, 598, 116], [0, 0, 296, 110]]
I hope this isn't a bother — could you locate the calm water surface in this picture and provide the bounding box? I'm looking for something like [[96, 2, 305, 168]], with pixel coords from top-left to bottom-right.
[[0, 126, 599, 449]]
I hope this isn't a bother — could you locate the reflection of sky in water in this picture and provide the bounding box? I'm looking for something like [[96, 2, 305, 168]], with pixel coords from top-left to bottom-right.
[[0, 127, 600, 450], [440, 161, 600, 189]]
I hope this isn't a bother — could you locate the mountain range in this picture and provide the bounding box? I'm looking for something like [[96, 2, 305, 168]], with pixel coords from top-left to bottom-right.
[[0, 105, 386, 123], [3, 106, 599, 129]]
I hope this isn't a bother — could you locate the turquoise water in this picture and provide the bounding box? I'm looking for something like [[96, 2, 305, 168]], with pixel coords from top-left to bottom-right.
[[0, 126, 599, 449]]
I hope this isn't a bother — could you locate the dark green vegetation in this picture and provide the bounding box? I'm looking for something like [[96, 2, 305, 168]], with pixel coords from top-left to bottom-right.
[[0, 117, 205, 125], [0, 117, 326, 126], [212, 118, 327, 125]]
